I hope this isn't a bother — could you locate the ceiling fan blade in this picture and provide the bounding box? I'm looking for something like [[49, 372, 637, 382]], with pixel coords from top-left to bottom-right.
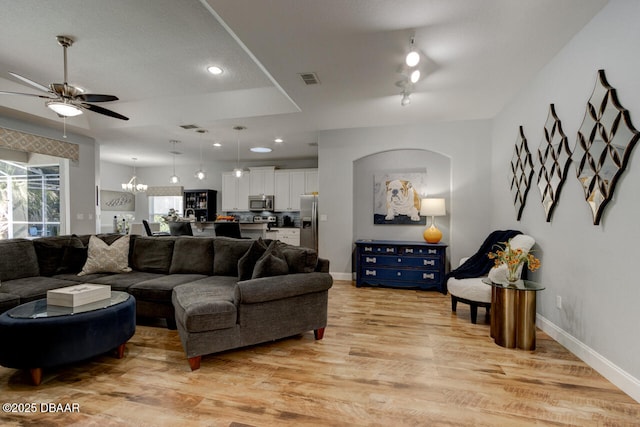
[[80, 103, 129, 121], [0, 90, 56, 99], [75, 94, 119, 103], [9, 72, 51, 93]]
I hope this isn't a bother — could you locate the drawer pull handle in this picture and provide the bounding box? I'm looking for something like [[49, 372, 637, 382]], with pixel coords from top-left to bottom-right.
[[397, 258, 402, 263], [364, 246, 372, 252], [423, 260, 435, 266], [405, 248, 414, 253], [386, 248, 394, 253], [428, 249, 437, 254], [365, 270, 377, 276], [423, 273, 435, 279], [365, 257, 377, 263], [397, 272, 402, 277]]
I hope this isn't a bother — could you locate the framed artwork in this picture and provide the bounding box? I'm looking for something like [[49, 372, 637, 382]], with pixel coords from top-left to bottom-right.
[[373, 169, 427, 225], [100, 190, 135, 212]]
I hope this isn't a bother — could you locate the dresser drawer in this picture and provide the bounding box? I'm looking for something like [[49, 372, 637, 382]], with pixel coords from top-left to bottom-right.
[[359, 244, 397, 255], [360, 254, 440, 269], [400, 246, 443, 257], [359, 267, 441, 285]]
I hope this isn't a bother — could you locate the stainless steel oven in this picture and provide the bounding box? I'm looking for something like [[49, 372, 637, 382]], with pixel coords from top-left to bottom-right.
[[248, 195, 274, 212]]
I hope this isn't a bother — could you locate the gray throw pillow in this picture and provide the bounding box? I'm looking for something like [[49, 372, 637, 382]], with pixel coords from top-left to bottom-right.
[[237, 238, 268, 281], [252, 241, 289, 279], [275, 241, 319, 273]]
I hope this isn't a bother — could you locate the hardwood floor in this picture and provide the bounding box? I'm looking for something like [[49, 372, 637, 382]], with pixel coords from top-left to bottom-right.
[[1, 280, 638, 426]]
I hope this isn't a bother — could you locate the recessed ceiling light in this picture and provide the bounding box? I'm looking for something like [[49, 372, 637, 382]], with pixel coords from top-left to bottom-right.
[[250, 147, 272, 153], [207, 66, 223, 75], [274, 138, 283, 143], [213, 142, 222, 147]]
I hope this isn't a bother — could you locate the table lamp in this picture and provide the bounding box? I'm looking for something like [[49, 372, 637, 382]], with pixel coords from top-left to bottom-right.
[[420, 198, 446, 243]]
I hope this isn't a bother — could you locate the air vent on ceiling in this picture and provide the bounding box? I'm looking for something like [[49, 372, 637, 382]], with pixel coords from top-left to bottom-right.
[[299, 72, 320, 85], [179, 124, 199, 130]]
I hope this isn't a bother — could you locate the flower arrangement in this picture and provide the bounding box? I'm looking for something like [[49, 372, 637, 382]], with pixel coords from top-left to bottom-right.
[[488, 239, 541, 282]]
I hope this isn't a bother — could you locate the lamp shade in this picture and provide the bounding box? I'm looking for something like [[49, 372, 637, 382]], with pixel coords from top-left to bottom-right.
[[420, 198, 446, 217]]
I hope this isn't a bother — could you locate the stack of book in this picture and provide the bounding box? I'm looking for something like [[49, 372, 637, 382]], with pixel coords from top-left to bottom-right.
[[47, 284, 111, 307]]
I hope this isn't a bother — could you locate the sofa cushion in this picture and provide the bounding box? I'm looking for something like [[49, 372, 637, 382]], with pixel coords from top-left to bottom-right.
[[87, 271, 165, 292], [0, 239, 39, 281], [172, 277, 238, 333], [252, 241, 289, 279], [128, 274, 208, 302], [131, 237, 175, 274], [213, 237, 253, 277], [78, 235, 132, 276], [0, 277, 79, 303], [237, 238, 268, 281], [169, 237, 214, 275], [275, 241, 318, 273]]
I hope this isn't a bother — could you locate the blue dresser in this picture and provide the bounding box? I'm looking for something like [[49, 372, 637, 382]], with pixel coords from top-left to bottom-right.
[[355, 239, 447, 293]]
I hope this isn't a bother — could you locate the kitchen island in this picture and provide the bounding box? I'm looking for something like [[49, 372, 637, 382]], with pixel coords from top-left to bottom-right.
[[191, 221, 269, 239]]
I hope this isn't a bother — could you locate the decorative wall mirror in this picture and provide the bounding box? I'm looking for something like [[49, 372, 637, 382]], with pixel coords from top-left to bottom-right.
[[509, 126, 534, 221], [537, 104, 572, 222], [575, 69, 640, 225]]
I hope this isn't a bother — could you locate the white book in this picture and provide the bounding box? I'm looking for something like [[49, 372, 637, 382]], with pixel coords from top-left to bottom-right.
[[47, 284, 111, 307]]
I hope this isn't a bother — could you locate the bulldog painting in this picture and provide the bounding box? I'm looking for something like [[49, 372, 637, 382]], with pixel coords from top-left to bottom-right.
[[373, 170, 427, 225], [385, 179, 421, 221]]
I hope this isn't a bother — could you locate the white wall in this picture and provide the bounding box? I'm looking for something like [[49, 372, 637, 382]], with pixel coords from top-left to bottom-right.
[[318, 120, 493, 279], [491, 0, 640, 400]]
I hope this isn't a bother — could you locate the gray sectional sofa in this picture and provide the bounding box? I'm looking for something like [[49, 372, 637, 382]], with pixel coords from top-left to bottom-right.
[[0, 234, 332, 369]]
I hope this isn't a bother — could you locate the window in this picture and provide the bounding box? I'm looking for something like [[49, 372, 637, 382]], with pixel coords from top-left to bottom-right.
[[0, 160, 61, 239], [148, 196, 183, 232]]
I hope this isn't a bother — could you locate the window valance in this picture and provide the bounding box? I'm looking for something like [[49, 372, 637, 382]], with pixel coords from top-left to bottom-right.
[[146, 186, 184, 196], [0, 127, 79, 162]]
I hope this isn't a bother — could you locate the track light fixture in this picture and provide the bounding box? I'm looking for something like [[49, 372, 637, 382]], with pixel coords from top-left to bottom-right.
[[399, 35, 423, 106]]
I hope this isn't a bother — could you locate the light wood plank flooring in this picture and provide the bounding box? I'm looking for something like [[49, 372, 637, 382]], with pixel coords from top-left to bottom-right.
[[1, 280, 638, 426]]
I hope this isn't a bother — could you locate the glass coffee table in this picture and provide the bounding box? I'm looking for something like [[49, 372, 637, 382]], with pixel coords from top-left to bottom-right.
[[0, 290, 136, 385]]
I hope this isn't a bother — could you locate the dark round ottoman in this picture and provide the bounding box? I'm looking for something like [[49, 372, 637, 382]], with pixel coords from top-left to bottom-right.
[[0, 291, 135, 385]]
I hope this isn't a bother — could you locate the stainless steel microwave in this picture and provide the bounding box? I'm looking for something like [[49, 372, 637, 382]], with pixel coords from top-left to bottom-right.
[[248, 195, 274, 212]]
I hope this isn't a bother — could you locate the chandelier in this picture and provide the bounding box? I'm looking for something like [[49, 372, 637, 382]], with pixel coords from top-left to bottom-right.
[[121, 158, 147, 193]]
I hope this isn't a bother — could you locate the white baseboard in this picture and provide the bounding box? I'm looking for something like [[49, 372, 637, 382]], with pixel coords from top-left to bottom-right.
[[537, 315, 640, 403], [330, 272, 352, 281]]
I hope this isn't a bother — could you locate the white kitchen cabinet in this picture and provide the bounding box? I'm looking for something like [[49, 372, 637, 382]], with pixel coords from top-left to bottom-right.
[[274, 170, 305, 211], [271, 227, 300, 246], [305, 169, 318, 194], [249, 166, 275, 196], [222, 172, 250, 211]]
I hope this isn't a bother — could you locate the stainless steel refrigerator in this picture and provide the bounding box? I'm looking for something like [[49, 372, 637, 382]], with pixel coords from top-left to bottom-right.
[[299, 194, 318, 251]]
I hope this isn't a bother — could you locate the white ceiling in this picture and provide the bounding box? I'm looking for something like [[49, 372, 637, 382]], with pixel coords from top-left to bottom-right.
[[0, 0, 608, 167]]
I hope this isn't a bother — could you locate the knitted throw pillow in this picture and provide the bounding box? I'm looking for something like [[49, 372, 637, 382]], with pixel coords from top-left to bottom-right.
[[78, 235, 132, 276]]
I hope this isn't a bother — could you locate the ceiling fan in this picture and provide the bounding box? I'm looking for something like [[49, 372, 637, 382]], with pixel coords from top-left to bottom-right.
[[0, 35, 129, 121]]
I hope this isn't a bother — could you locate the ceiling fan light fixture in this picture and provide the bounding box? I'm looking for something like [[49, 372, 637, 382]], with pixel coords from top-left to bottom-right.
[[46, 100, 83, 117]]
